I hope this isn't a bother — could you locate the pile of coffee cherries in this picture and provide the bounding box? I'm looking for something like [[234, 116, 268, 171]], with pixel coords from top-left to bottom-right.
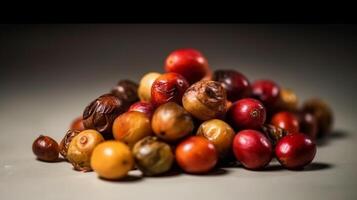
[[32, 48, 334, 180]]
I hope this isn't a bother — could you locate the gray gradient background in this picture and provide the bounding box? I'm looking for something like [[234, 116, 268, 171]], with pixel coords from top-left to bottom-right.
[[0, 24, 356, 200]]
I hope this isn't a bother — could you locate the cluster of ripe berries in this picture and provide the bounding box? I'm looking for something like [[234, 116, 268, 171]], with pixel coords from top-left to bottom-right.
[[32, 48, 333, 180]]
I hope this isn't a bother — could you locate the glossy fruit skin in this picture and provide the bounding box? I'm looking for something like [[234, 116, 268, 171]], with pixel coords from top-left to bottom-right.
[[151, 73, 189, 107], [151, 102, 194, 142], [182, 80, 227, 121], [275, 133, 316, 169], [175, 136, 218, 174], [70, 116, 85, 131], [302, 98, 333, 137], [83, 94, 127, 139], [132, 136, 174, 176], [67, 130, 104, 171], [91, 141, 134, 180], [196, 119, 235, 160], [32, 135, 59, 162], [165, 48, 210, 84], [252, 80, 280, 110], [227, 98, 266, 130], [233, 130, 273, 170], [275, 88, 298, 112], [112, 111, 153, 148], [212, 69, 251, 102], [59, 129, 81, 159], [111, 80, 139, 106], [297, 111, 318, 140], [138, 72, 161, 102], [128, 101, 155, 118], [271, 112, 300, 134]]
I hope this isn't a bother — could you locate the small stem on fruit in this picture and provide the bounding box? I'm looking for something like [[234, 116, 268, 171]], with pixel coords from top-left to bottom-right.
[[251, 110, 259, 118], [79, 136, 88, 144]]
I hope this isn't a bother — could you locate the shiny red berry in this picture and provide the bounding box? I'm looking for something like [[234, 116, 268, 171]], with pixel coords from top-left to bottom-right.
[[227, 98, 266, 130], [275, 133, 316, 170], [271, 111, 300, 134], [165, 48, 210, 84], [233, 130, 273, 170], [176, 136, 218, 174]]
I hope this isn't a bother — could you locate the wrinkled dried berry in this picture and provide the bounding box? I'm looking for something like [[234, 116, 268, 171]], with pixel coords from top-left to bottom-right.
[[83, 94, 127, 139], [183, 80, 227, 121], [59, 129, 81, 159], [261, 124, 288, 145]]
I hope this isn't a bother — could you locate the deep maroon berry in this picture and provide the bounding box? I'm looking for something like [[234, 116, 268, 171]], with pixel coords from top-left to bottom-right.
[[252, 80, 280, 111], [233, 130, 273, 170], [275, 133, 316, 170], [297, 111, 318, 140], [212, 69, 251, 102], [111, 80, 139, 106], [227, 98, 266, 130]]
